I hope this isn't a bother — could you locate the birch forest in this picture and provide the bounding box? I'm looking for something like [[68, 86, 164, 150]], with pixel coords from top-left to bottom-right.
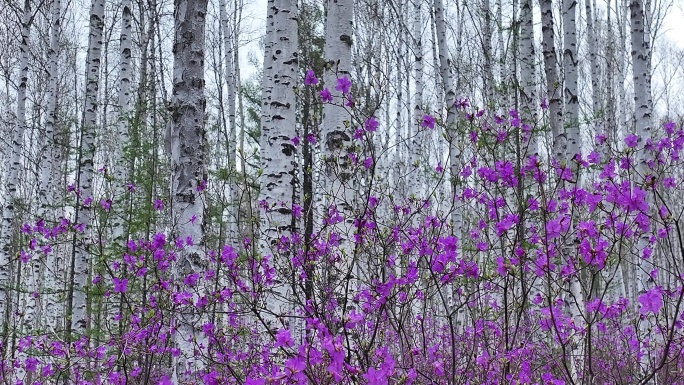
[[2, 0, 684, 383]]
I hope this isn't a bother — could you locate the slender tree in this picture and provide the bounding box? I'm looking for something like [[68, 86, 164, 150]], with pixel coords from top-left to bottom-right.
[[408, 0, 423, 199], [169, 0, 209, 378], [540, 0, 563, 159], [70, 0, 105, 339], [41, 0, 62, 333], [519, 0, 536, 126], [112, 0, 133, 244], [258, 0, 299, 332], [219, 0, 239, 246], [319, 0, 353, 266], [0, 0, 32, 337], [563, 0, 580, 160]]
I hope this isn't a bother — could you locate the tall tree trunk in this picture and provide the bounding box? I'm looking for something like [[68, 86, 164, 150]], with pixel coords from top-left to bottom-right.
[[112, 0, 133, 244], [219, 0, 238, 246], [585, 0, 601, 121], [630, 0, 654, 378], [0, 0, 32, 337], [321, 0, 353, 253], [70, 0, 104, 340], [563, 0, 580, 160], [408, 0, 423, 199], [435, 0, 461, 235], [259, 0, 299, 330], [540, 0, 564, 160], [170, 0, 209, 379], [519, 0, 537, 131], [41, 0, 62, 334], [481, 0, 495, 106]]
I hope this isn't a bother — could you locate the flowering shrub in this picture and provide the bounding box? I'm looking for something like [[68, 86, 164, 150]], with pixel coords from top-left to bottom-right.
[[3, 74, 684, 385]]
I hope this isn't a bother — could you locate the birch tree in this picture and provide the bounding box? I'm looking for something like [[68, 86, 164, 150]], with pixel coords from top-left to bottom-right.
[[585, 0, 601, 122], [219, 0, 238, 245], [40, 0, 61, 333], [258, 0, 299, 332], [408, 0, 423, 199], [563, 0, 580, 159], [169, 0, 209, 377], [70, 0, 104, 338], [0, 0, 32, 338], [112, 0, 132, 244], [630, 0, 655, 377], [540, 0, 563, 159], [519, 0, 537, 131], [320, 0, 352, 251]]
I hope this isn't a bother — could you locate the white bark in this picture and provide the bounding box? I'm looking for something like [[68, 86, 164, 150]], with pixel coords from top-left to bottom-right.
[[1, 0, 32, 334], [630, 0, 655, 378], [71, 0, 105, 338], [585, 0, 601, 120], [170, 0, 209, 378], [219, 0, 238, 245], [435, 0, 461, 240], [39, 0, 61, 220], [540, 0, 564, 160], [42, 0, 61, 333], [321, 0, 353, 250], [482, 0, 495, 105], [112, 0, 133, 244], [563, 0, 580, 160], [408, 0, 423, 199], [520, 0, 537, 128], [259, 0, 298, 330]]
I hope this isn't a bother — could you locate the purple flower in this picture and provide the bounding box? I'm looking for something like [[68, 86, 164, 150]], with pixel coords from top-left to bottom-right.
[[291, 136, 300, 146], [275, 329, 294, 348], [307, 133, 317, 144], [625, 133, 639, 148], [639, 287, 663, 314], [113, 277, 128, 293], [153, 199, 164, 211], [422, 114, 436, 129], [184, 273, 199, 286], [292, 204, 302, 219], [365, 116, 378, 132], [320, 88, 333, 103], [304, 69, 318, 85], [101, 199, 112, 212], [25, 357, 38, 372], [336, 76, 352, 94]]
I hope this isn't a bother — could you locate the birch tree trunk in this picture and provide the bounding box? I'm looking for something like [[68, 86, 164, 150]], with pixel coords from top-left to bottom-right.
[[219, 0, 238, 246], [70, 0, 104, 339], [321, 0, 353, 251], [41, 0, 61, 333], [0, 0, 31, 340], [585, 0, 601, 121], [481, 0, 495, 105], [630, 0, 654, 377], [563, 0, 580, 160], [169, 0, 209, 378], [519, 0, 537, 131], [39, 0, 61, 221], [408, 0, 423, 199], [112, 0, 132, 244], [434, 0, 460, 320], [258, 0, 299, 330], [540, 0, 564, 159]]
